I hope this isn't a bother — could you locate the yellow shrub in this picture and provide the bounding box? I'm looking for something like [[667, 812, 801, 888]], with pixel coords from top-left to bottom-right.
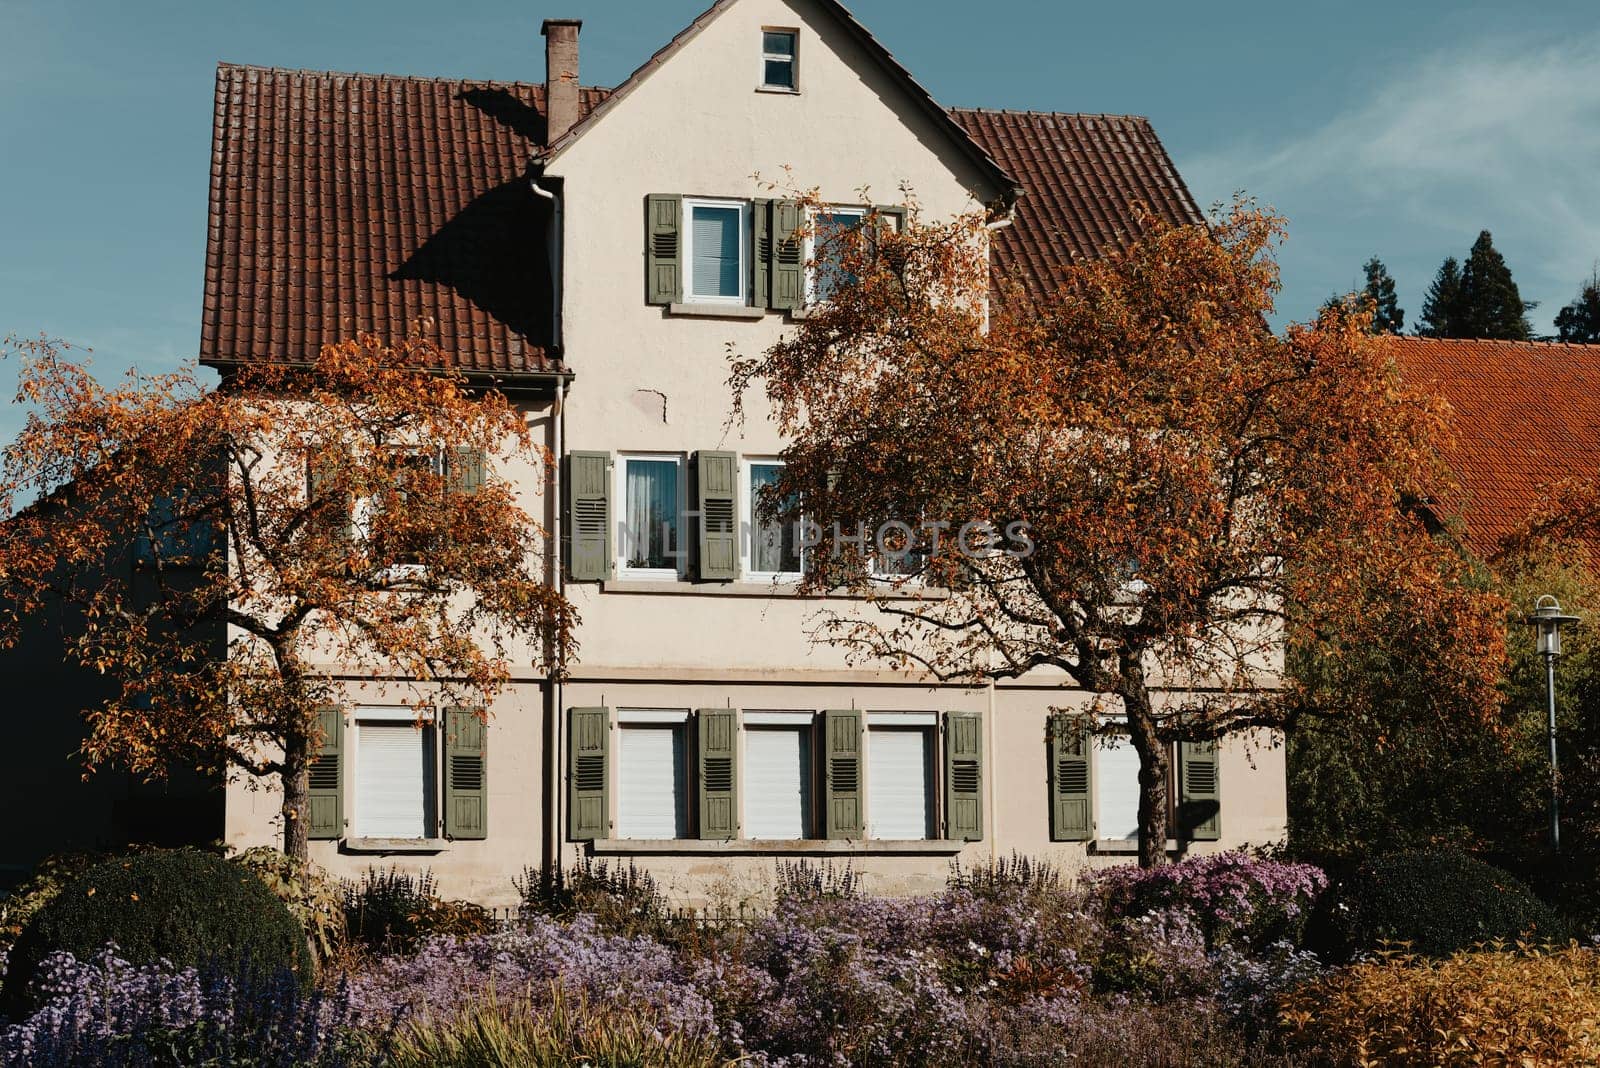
[[1278, 943, 1600, 1066]]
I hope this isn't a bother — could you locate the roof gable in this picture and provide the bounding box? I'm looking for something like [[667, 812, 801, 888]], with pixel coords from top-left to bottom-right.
[[539, 0, 1021, 208]]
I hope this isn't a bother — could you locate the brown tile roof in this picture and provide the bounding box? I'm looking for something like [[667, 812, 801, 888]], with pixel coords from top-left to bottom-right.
[[202, 63, 607, 379], [950, 109, 1204, 299], [1383, 336, 1600, 553], [202, 71, 1203, 378]]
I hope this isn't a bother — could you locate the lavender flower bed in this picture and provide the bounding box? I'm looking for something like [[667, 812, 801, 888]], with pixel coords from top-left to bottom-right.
[[0, 852, 1330, 1067]]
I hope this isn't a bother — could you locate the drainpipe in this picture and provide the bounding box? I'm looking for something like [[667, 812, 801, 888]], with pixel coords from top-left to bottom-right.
[[531, 175, 566, 873]]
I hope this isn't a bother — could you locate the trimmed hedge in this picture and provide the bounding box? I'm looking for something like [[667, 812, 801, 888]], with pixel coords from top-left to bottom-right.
[[2, 849, 310, 1017], [1318, 848, 1567, 958]]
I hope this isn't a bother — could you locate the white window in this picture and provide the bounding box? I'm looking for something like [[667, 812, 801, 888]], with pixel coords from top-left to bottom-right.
[[743, 459, 802, 580], [867, 725, 935, 840], [617, 715, 690, 839], [1095, 734, 1142, 843], [806, 207, 867, 305], [353, 707, 435, 840], [352, 447, 444, 569], [744, 716, 813, 839], [617, 453, 686, 579], [761, 29, 797, 90], [682, 198, 750, 304]]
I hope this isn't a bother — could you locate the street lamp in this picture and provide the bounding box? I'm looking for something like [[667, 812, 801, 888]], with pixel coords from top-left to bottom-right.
[[1527, 595, 1580, 850]]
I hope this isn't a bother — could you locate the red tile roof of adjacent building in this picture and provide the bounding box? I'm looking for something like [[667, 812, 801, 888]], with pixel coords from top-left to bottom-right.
[[1383, 336, 1600, 553], [950, 109, 1204, 299], [201, 72, 1202, 377]]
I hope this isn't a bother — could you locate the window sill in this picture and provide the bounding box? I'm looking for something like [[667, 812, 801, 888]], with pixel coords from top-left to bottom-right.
[[667, 302, 766, 320], [755, 85, 801, 95], [589, 838, 967, 855], [599, 579, 947, 602], [341, 838, 451, 855], [1090, 839, 1181, 855]]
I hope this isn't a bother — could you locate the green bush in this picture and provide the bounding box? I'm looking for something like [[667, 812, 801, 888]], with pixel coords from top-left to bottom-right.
[[516, 859, 675, 939], [1317, 848, 1567, 958], [0, 852, 103, 951], [1, 848, 310, 1016], [232, 846, 346, 965]]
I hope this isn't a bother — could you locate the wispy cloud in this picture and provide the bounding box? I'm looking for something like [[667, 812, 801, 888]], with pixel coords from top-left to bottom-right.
[[1182, 30, 1600, 331]]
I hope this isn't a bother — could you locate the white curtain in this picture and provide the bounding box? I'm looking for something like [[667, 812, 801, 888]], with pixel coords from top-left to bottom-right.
[[749, 463, 800, 574], [625, 459, 678, 570]]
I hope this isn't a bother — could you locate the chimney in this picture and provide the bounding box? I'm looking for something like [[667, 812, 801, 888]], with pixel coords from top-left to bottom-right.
[[541, 19, 582, 145]]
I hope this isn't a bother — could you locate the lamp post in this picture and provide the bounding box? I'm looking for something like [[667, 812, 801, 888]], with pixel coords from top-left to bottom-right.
[[1528, 595, 1580, 850]]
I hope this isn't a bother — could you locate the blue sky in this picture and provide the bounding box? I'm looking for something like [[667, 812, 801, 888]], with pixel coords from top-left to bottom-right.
[[3, 0, 1598, 445]]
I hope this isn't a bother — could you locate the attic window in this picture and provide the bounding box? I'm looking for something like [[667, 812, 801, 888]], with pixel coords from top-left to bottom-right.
[[761, 29, 797, 91]]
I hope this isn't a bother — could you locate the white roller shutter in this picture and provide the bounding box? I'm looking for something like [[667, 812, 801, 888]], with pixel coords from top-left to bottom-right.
[[1096, 735, 1142, 842], [618, 725, 687, 839], [745, 727, 811, 839], [867, 727, 933, 840], [356, 721, 428, 839]]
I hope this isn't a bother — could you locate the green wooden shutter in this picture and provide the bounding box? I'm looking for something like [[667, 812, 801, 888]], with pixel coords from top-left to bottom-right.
[[697, 709, 738, 839], [771, 200, 805, 310], [823, 709, 863, 838], [1178, 739, 1221, 841], [447, 448, 485, 495], [944, 710, 983, 841], [566, 451, 611, 581], [306, 454, 352, 544], [308, 705, 343, 840], [752, 199, 773, 308], [444, 708, 488, 839], [645, 194, 682, 304], [1048, 713, 1092, 842], [697, 450, 739, 581], [569, 707, 610, 841]]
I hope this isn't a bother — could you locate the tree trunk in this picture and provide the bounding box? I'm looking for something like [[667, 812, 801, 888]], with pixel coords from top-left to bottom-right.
[[1120, 667, 1170, 868], [281, 729, 311, 863]]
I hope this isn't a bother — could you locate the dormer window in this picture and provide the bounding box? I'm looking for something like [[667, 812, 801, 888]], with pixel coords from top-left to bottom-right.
[[761, 29, 797, 91]]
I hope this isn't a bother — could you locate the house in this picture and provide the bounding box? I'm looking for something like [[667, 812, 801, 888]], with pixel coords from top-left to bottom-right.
[[1381, 336, 1600, 556], [11, 0, 1289, 903]]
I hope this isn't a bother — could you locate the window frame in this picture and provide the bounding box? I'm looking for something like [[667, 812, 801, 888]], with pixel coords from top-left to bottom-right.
[[615, 452, 689, 581], [804, 205, 868, 306], [741, 457, 804, 583], [1092, 730, 1176, 845], [759, 27, 799, 92], [353, 445, 447, 577], [349, 705, 437, 842], [681, 197, 752, 306], [615, 709, 692, 840]]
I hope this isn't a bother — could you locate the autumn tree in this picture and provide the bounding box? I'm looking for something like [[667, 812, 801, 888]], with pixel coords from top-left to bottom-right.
[[730, 199, 1506, 867], [0, 334, 575, 861]]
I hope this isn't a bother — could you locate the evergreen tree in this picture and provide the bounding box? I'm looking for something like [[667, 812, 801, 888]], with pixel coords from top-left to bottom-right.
[[1456, 230, 1533, 340], [1417, 256, 1464, 337], [1555, 269, 1600, 343], [1362, 257, 1404, 333]]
